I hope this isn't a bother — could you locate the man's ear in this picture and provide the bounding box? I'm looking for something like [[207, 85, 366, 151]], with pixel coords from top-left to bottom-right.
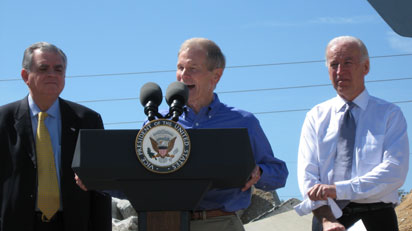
[[212, 68, 223, 85], [21, 69, 29, 84], [363, 59, 370, 76]]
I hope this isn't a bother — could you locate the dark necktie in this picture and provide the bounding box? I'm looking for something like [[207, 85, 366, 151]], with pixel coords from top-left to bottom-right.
[[334, 102, 356, 208]]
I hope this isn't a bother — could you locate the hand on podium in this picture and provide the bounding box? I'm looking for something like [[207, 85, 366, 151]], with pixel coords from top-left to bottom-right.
[[75, 174, 88, 191], [241, 165, 261, 192]]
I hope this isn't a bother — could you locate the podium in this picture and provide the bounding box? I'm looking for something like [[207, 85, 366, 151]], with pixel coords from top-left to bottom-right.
[[72, 128, 256, 231]]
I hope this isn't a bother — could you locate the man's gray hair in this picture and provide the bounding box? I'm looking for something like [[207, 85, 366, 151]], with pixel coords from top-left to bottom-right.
[[325, 36, 369, 66], [22, 42, 67, 71], [178, 38, 226, 71]]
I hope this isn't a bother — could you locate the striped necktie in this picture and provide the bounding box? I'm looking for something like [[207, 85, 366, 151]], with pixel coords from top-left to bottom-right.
[[36, 112, 60, 221], [334, 102, 356, 209]]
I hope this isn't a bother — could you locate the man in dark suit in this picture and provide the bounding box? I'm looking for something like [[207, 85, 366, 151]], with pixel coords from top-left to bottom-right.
[[0, 42, 111, 231]]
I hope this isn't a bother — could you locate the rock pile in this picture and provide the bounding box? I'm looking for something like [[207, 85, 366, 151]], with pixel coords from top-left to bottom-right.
[[396, 190, 412, 231], [112, 198, 138, 231], [111, 189, 298, 231]]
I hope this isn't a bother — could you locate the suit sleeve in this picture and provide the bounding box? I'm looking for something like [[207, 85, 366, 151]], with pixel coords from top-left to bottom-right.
[[90, 191, 112, 231], [0, 120, 5, 202], [88, 112, 112, 231]]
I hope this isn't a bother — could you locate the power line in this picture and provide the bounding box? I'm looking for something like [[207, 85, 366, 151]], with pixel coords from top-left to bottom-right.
[[219, 76, 412, 94], [278, 195, 302, 198], [0, 69, 176, 82], [68, 69, 176, 79], [1, 53, 411, 82], [255, 99, 412, 115], [254, 108, 311, 115], [105, 120, 144, 126], [393, 100, 412, 104], [76, 76, 412, 104], [78, 97, 137, 104], [103, 99, 412, 126], [227, 53, 412, 69]]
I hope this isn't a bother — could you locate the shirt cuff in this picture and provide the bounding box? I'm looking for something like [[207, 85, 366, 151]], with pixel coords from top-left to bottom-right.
[[335, 180, 353, 200], [294, 198, 343, 218]]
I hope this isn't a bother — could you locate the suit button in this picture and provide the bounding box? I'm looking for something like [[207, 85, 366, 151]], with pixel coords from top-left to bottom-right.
[[29, 194, 34, 198]]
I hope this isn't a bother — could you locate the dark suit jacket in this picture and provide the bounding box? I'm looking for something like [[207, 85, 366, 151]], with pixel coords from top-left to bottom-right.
[[0, 96, 111, 231]]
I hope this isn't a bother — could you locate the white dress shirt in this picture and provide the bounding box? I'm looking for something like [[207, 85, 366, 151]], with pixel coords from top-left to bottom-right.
[[294, 89, 409, 218]]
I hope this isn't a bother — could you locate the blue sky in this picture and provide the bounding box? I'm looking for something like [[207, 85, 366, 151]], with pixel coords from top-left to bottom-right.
[[1, 0, 411, 201]]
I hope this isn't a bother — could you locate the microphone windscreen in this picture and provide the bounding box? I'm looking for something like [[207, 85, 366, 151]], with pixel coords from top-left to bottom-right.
[[139, 82, 163, 106], [165, 81, 189, 105]]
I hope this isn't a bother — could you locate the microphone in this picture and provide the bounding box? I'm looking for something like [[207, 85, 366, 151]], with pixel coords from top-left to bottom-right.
[[139, 82, 163, 121], [165, 81, 189, 122]]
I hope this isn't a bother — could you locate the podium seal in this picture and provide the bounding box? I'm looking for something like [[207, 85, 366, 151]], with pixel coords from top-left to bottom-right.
[[135, 119, 191, 174]]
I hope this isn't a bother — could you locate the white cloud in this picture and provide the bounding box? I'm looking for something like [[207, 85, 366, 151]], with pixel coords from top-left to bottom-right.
[[242, 21, 300, 28], [309, 15, 377, 24], [387, 31, 412, 53], [243, 15, 378, 29]]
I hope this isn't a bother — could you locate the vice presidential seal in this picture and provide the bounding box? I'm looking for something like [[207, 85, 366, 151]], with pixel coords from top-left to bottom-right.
[[135, 119, 191, 174]]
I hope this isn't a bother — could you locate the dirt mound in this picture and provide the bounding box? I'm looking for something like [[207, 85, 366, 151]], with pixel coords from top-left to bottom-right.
[[396, 191, 412, 231]]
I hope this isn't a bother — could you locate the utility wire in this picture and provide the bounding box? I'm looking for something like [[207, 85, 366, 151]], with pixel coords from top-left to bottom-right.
[[220, 76, 412, 94], [1, 53, 411, 82], [278, 195, 302, 198], [105, 120, 144, 126], [68, 70, 176, 79], [227, 53, 412, 69], [78, 97, 137, 104], [253, 99, 412, 115], [76, 76, 412, 104], [103, 99, 412, 126]]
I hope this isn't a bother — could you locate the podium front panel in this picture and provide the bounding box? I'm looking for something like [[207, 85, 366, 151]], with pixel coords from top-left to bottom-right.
[[72, 128, 255, 211]]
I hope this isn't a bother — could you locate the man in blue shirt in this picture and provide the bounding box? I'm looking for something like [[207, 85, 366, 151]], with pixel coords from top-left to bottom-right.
[[175, 38, 288, 231]]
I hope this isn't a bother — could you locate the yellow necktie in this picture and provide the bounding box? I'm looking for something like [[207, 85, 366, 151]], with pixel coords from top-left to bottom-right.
[[36, 112, 60, 221]]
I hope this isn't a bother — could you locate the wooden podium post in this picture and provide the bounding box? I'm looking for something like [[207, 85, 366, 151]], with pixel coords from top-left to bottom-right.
[[138, 211, 190, 231]]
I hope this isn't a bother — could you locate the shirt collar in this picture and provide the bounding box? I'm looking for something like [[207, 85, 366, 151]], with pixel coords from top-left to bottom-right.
[[28, 94, 60, 119], [334, 89, 369, 112], [207, 93, 222, 117], [184, 93, 221, 117]]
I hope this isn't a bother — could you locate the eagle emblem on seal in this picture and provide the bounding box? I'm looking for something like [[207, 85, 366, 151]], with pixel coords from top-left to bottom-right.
[[149, 136, 177, 159], [135, 119, 191, 174]]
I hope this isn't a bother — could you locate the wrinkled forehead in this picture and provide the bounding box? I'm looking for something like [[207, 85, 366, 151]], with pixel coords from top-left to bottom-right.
[[31, 50, 66, 69]]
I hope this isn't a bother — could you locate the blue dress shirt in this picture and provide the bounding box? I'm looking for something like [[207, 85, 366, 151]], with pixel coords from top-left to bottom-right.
[[162, 93, 288, 212]]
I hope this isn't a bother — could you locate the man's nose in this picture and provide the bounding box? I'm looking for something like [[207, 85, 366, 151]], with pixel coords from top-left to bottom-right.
[[337, 64, 344, 74], [180, 68, 192, 80], [181, 68, 189, 77], [47, 69, 59, 77]]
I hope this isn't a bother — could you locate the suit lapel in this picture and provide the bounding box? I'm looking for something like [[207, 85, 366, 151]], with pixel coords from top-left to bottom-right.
[[59, 98, 81, 186], [14, 96, 37, 166]]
